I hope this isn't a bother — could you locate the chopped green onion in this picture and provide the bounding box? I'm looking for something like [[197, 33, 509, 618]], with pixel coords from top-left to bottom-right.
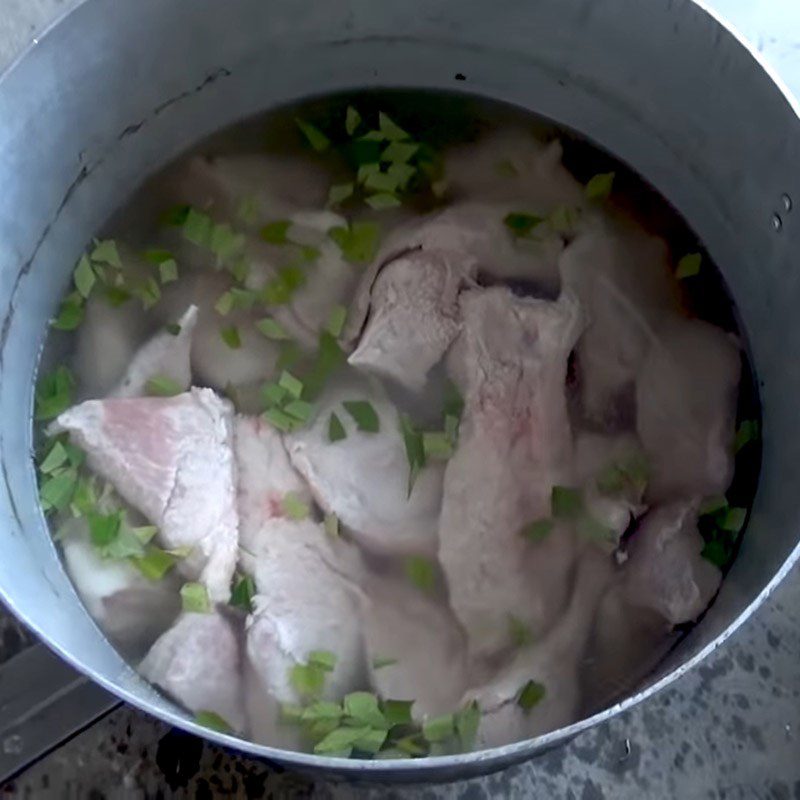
[[260, 220, 291, 245], [35, 366, 75, 421], [308, 650, 337, 673], [131, 546, 180, 581], [585, 172, 615, 201], [596, 451, 649, 497], [328, 412, 347, 443], [551, 486, 583, 519], [381, 141, 419, 164], [676, 252, 702, 279], [394, 735, 428, 757], [576, 514, 617, 544], [133, 277, 161, 310], [372, 656, 398, 671], [400, 414, 426, 495], [256, 317, 291, 340], [220, 325, 242, 349], [378, 112, 411, 141], [504, 212, 544, 238], [344, 692, 387, 729], [52, 297, 85, 331], [360, 130, 387, 142], [295, 118, 330, 153], [404, 556, 436, 593], [443, 380, 464, 421], [422, 714, 454, 743], [104, 286, 132, 307], [387, 162, 417, 190], [328, 183, 354, 206], [194, 710, 233, 733], [324, 513, 340, 538], [229, 287, 257, 310], [345, 106, 362, 136], [366, 192, 401, 210], [91, 240, 123, 268], [282, 491, 310, 520], [87, 511, 123, 548], [328, 221, 380, 265], [70, 475, 97, 517], [279, 370, 304, 400], [508, 614, 533, 648], [132, 526, 158, 545], [700, 495, 729, 516], [290, 662, 326, 699], [182, 209, 213, 247], [455, 701, 481, 750], [357, 162, 381, 184], [39, 441, 69, 474], [230, 573, 256, 612], [261, 382, 289, 408], [382, 699, 413, 727], [301, 702, 343, 727], [326, 305, 348, 338], [719, 506, 747, 533], [215, 291, 234, 316], [161, 205, 191, 227], [73, 255, 96, 299], [520, 518, 554, 543], [158, 259, 178, 284], [313, 725, 370, 756], [517, 680, 546, 712], [181, 582, 211, 614], [210, 223, 245, 262], [145, 375, 184, 397], [734, 419, 759, 454], [342, 400, 380, 433], [354, 728, 388, 755], [422, 431, 454, 461], [144, 249, 174, 265], [39, 469, 78, 512], [284, 400, 313, 422], [364, 170, 401, 194], [280, 703, 305, 724], [701, 540, 728, 568], [263, 407, 297, 432]]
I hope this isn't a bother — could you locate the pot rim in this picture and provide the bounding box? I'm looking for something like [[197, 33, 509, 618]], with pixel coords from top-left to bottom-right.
[[1, 0, 799, 778]]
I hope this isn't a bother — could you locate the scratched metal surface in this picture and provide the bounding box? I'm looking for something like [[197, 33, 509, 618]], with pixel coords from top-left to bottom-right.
[[0, 0, 799, 797]]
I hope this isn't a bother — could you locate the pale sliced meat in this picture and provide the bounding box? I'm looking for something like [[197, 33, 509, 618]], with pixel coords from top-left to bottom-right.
[[463, 550, 613, 749], [573, 432, 648, 548], [74, 294, 151, 400], [636, 316, 740, 502], [559, 217, 680, 428], [580, 584, 674, 714], [348, 249, 472, 392], [439, 288, 584, 659], [443, 131, 585, 209], [140, 611, 245, 731], [111, 306, 198, 397], [285, 374, 444, 556], [233, 414, 363, 745], [359, 566, 469, 720], [624, 500, 722, 625], [54, 389, 238, 602], [61, 519, 181, 658]]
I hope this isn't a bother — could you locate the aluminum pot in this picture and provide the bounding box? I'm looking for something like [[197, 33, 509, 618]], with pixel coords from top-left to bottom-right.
[[0, 0, 799, 783]]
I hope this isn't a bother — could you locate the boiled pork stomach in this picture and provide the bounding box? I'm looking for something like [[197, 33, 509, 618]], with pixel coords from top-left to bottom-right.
[[359, 566, 469, 720], [285, 374, 444, 557], [624, 500, 722, 625], [233, 414, 363, 746], [439, 287, 584, 659], [54, 388, 239, 602], [463, 551, 613, 749], [348, 249, 471, 392], [636, 316, 740, 503], [111, 305, 197, 397], [61, 518, 181, 659], [560, 216, 680, 428], [140, 610, 245, 732]]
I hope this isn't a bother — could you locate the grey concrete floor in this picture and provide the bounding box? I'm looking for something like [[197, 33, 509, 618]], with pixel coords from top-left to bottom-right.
[[1, 1, 800, 798]]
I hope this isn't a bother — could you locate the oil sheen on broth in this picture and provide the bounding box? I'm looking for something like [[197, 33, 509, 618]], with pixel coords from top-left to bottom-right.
[[33, 91, 760, 757]]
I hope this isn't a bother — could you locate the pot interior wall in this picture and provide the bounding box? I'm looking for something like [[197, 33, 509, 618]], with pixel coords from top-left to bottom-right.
[[0, 0, 799, 780]]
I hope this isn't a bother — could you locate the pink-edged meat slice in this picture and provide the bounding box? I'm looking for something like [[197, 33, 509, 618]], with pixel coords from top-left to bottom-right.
[[54, 388, 238, 602]]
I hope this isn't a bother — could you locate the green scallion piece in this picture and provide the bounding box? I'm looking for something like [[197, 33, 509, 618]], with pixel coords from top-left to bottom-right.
[[181, 582, 211, 614], [282, 491, 310, 520], [220, 325, 242, 349], [345, 106, 362, 136], [342, 400, 380, 433], [676, 252, 702, 279], [328, 412, 347, 443], [256, 317, 290, 340], [295, 118, 331, 153], [517, 680, 546, 712], [404, 556, 436, 594], [585, 172, 615, 201], [145, 375, 183, 397]]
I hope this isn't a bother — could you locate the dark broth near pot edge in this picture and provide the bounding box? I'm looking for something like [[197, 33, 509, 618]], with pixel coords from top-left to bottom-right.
[[33, 90, 760, 756]]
